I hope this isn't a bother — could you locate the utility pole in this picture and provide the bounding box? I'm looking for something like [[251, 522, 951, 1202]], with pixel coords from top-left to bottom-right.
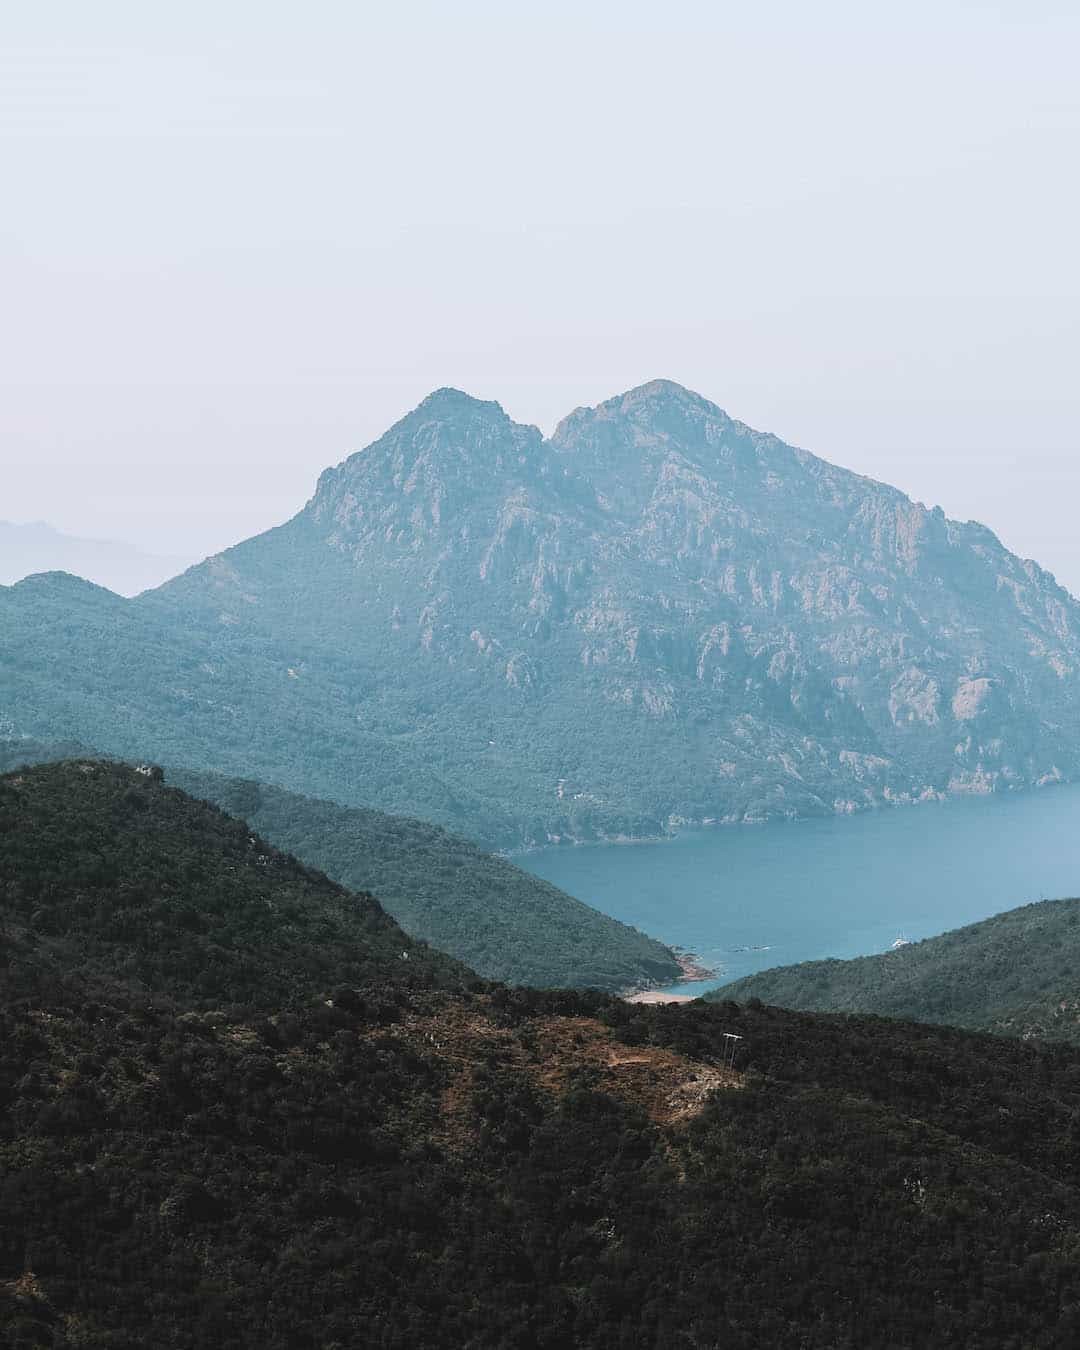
[[721, 1032, 743, 1070]]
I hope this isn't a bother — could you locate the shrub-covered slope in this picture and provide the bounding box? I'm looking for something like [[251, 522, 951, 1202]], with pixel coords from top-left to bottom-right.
[[0, 570, 516, 845], [0, 759, 467, 1009], [0, 742, 680, 991], [170, 767, 681, 991], [710, 896, 1080, 1042], [7, 765, 1080, 1346]]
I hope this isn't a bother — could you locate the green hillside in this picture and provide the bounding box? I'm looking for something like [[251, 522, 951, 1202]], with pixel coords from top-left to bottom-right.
[[0, 569, 520, 847], [710, 897, 1080, 1042], [0, 742, 680, 991], [0, 759, 467, 1011], [170, 767, 681, 991], [6, 764, 1080, 1345]]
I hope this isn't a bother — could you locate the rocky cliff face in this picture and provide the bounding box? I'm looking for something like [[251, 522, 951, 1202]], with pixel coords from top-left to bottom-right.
[[6, 381, 1080, 846]]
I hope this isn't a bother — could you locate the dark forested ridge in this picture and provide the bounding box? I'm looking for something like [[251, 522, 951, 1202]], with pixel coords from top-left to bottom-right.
[[0, 741, 680, 992], [171, 767, 680, 992], [0, 759, 468, 1010], [709, 896, 1080, 1043], [6, 381, 1080, 849], [6, 764, 1080, 1346]]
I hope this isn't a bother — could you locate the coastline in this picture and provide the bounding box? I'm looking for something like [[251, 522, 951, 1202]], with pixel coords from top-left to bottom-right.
[[622, 950, 716, 1005], [502, 778, 1070, 859], [673, 949, 715, 983], [623, 989, 694, 1005]]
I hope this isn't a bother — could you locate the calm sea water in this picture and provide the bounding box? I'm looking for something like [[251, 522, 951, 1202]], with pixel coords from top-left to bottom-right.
[[520, 783, 1080, 996]]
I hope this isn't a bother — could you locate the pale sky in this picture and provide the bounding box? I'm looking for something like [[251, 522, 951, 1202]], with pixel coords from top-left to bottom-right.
[[3, 3, 1080, 589]]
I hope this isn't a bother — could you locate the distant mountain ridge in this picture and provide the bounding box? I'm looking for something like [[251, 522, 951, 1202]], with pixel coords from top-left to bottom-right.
[[4, 380, 1080, 845], [0, 519, 192, 596]]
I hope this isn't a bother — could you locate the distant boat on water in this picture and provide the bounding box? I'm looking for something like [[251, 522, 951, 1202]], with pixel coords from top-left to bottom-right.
[[891, 933, 912, 950]]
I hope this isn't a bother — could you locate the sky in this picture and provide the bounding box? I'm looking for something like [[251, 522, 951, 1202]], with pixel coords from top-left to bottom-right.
[[3, 2, 1079, 588]]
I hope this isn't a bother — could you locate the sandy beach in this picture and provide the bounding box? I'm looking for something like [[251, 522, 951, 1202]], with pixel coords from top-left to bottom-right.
[[622, 990, 694, 1005]]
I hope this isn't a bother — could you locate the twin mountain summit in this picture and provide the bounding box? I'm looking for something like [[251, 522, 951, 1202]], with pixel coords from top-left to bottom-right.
[[9, 380, 1080, 1346], [6, 378, 1079, 850]]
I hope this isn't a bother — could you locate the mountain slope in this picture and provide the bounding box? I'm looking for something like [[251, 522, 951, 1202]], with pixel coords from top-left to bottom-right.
[[6, 381, 1080, 845], [6, 765, 1080, 1346], [709, 896, 1080, 1042], [169, 767, 682, 991], [0, 570, 517, 844], [0, 742, 680, 991], [0, 759, 467, 1009]]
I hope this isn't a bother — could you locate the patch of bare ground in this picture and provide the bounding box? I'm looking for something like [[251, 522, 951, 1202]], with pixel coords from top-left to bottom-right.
[[372, 1000, 740, 1146], [1, 1270, 47, 1301]]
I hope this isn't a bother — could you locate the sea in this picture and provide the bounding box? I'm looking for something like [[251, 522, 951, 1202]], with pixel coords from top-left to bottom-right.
[[520, 781, 1080, 997]]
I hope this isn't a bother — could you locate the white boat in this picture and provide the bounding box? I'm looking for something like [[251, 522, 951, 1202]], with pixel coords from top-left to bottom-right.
[[891, 933, 911, 949]]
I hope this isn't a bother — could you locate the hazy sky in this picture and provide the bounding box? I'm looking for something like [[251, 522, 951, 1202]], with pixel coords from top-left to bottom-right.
[[4, 3, 1079, 588]]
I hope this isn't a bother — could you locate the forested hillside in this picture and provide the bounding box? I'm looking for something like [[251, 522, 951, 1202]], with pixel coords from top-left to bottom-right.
[[710, 897, 1080, 1043], [6, 381, 1080, 848], [6, 763, 1080, 1346], [0, 759, 467, 1009], [170, 767, 681, 991], [0, 570, 516, 844], [0, 741, 680, 992]]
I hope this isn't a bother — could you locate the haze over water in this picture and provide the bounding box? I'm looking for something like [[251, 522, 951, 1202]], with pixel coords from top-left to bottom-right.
[[522, 783, 1080, 996]]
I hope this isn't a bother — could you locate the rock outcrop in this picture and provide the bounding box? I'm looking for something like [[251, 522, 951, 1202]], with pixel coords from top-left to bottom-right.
[[5, 380, 1080, 846]]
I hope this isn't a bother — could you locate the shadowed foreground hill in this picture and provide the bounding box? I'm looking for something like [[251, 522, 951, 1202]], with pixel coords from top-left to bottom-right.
[[0, 759, 468, 1009], [7, 763, 1080, 1346], [0, 741, 681, 992], [710, 896, 1080, 1043]]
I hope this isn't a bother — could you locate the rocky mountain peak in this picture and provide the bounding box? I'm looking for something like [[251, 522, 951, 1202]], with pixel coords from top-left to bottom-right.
[[606, 377, 724, 414], [549, 379, 752, 497], [328, 388, 529, 475], [552, 378, 730, 440], [50, 378, 1080, 848], [545, 380, 755, 523], [306, 388, 548, 552], [557, 377, 714, 417], [413, 385, 513, 422]]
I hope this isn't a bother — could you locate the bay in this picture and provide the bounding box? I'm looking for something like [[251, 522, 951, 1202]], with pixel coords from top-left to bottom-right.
[[520, 783, 1080, 997]]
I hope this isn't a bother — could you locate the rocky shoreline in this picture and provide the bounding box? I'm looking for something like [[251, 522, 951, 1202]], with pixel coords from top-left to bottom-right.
[[622, 950, 716, 1005], [674, 950, 715, 983], [501, 777, 1074, 859]]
